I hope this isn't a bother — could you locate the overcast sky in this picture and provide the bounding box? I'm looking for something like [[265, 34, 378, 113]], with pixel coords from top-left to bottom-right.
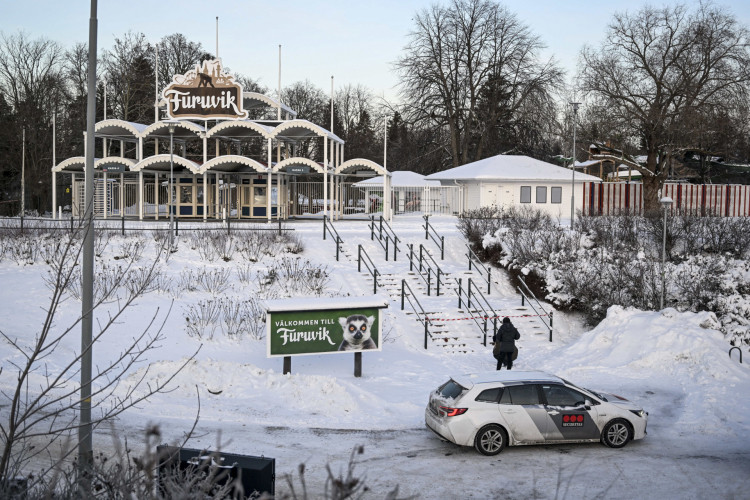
[[3, 0, 750, 102]]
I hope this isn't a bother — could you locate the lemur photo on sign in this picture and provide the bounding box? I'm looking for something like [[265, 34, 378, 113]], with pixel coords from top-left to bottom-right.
[[264, 297, 387, 358]]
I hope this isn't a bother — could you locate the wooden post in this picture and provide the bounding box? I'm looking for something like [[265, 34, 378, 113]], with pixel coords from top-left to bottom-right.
[[354, 352, 362, 377]]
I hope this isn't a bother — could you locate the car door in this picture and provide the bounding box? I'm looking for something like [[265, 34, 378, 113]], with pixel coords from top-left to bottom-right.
[[540, 384, 601, 441], [497, 384, 548, 444]]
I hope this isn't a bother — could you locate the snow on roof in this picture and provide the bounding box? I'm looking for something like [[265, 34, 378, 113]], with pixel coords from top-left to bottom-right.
[[426, 155, 601, 182], [264, 295, 389, 313], [454, 370, 562, 388], [353, 171, 440, 187], [575, 160, 601, 167]]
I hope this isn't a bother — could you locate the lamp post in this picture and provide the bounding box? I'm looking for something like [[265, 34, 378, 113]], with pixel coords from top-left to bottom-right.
[[168, 124, 175, 250], [660, 195, 673, 309], [570, 102, 581, 226]]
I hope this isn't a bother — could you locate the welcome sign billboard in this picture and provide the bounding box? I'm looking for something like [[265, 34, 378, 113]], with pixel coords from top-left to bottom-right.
[[265, 297, 388, 358]]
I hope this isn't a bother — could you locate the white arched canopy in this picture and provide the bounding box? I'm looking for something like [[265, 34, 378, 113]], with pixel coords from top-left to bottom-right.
[[95, 157, 137, 171], [205, 120, 275, 140], [272, 157, 327, 174], [271, 119, 342, 143], [141, 120, 205, 140], [132, 154, 201, 174], [53, 156, 88, 173], [243, 92, 297, 119], [200, 155, 268, 174], [335, 158, 388, 177], [95, 119, 149, 139]]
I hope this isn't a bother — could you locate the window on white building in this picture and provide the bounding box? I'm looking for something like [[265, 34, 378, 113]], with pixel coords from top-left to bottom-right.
[[520, 186, 531, 203], [536, 186, 547, 203], [551, 187, 562, 204]]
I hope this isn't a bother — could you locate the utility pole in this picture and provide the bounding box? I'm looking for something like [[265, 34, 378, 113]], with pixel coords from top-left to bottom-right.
[[570, 102, 581, 225]]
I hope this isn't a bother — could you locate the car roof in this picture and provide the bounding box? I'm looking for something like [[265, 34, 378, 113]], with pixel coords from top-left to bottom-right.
[[452, 370, 563, 388]]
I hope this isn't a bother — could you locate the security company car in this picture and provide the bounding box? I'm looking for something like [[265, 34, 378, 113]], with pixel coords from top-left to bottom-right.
[[425, 371, 647, 455]]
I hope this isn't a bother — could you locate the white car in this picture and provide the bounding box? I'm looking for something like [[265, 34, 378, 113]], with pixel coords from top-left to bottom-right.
[[425, 371, 647, 455]]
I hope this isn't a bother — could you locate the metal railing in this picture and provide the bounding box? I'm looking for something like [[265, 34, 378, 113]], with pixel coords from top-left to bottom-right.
[[455, 277, 499, 347], [517, 275, 553, 342], [357, 244, 380, 295], [729, 346, 743, 363], [466, 243, 492, 295], [422, 215, 445, 260], [407, 243, 445, 296], [400, 279, 434, 349], [322, 215, 344, 261], [369, 215, 400, 261], [0, 216, 293, 236]]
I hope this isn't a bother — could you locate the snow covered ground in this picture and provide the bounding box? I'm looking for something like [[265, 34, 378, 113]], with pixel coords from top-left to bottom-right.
[[1, 215, 748, 499]]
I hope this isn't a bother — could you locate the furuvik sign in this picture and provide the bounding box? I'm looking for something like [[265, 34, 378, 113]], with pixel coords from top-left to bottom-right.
[[162, 59, 248, 120]]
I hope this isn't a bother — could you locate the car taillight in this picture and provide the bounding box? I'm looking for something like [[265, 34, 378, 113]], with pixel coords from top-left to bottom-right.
[[440, 406, 468, 417]]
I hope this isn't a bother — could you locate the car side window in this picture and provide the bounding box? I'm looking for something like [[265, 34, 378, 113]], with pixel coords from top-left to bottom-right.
[[504, 384, 541, 405], [475, 387, 503, 403], [542, 384, 587, 407]]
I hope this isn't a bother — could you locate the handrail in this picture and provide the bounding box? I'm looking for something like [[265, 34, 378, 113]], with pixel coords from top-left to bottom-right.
[[401, 279, 434, 349], [422, 215, 445, 260], [357, 244, 380, 295], [466, 243, 492, 295], [368, 215, 400, 261], [407, 243, 445, 296], [516, 276, 553, 342], [322, 215, 343, 261], [455, 277, 499, 346], [729, 346, 743, 363]]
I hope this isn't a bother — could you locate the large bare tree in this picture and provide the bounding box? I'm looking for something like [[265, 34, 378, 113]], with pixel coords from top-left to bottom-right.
[[580, 3, 750, 210], [396, 0, 562, 168]]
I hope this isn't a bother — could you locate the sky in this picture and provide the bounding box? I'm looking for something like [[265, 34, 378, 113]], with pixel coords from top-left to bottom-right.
[[3, 0, 750, 102]]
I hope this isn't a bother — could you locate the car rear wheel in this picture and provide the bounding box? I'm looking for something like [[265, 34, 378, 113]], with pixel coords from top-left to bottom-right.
[[601, 419, 632, 448], [474, 424, 507, 455]]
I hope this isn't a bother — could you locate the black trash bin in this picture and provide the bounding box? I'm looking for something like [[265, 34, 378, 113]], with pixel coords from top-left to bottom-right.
[[157, 445, 275, 498]]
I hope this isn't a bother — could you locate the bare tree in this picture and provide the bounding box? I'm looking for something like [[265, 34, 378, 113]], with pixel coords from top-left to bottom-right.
[[395, 0, 562, 168], [0, 223, 197, 490], [580, 2, 750, 210], [101, 31, 155, 123]]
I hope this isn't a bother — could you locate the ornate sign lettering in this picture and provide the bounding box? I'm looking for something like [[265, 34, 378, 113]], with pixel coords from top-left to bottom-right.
[[162, 59, 248, 120]]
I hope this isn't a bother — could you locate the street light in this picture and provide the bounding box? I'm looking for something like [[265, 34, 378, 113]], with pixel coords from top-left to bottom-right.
[[168, 124, 175, 250], [570, 102, 581, 226], [660, 195, 673, 309]]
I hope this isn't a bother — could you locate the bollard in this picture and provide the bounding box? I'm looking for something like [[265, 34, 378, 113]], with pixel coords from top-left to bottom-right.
[[121, 216, 125, 236]]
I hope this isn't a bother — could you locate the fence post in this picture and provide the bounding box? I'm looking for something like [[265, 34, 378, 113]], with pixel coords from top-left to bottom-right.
[[401, 280, 405, 310], [370, 215, 375, 240], [121, 216, 125, 236], [424, 215, 429, 239], [487, 267, 491, 295], [549, 311, 553, 342], [278, 217, 281, 236], [424, 320, 428, 350], [70, 215, 74, 234], [441, 236, 445, 260], [467, 278, 473, 310], [491, 318, 497, 347], [379, 215, 383, 238], [226, 216, 230, 235], [20, 216, 23, 235], [427, 268, 432, 296], [393, 237, 398, 262], [458, 278, 463, 309], [358, 244, 362, 272], [408, 244, 414, 271], [385, 237, 389, 261], [336, 236, 341, 261], [175, 218, 179, 237], [436, 268, 441, 296], [323, 215, 327, 240], [373, 269, 378, 295], [419, 245, 424, 272]]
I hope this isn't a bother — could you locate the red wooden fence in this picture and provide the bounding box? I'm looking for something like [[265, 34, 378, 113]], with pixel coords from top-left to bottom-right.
[[582, 182, 750, 217]]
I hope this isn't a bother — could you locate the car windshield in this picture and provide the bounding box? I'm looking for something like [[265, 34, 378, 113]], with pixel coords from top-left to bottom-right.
[[437, 379, 466, 399], [561, 377, 606, 401]]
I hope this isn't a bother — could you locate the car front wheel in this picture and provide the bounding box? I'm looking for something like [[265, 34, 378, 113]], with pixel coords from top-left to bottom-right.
[[474, 424, 507, 455], [601, 419, 632, 448]]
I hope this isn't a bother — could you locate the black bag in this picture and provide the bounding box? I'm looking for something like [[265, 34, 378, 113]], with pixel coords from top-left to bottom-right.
[[492, 342, 502, 359], [513, 346, 519, 361]]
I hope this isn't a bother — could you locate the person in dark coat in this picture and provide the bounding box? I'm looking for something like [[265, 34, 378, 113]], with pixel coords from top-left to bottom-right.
[[493, 317, 520, 370]]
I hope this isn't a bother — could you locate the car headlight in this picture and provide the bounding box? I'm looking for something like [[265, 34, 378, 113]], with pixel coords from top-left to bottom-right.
[[629, 409, 646, 418]]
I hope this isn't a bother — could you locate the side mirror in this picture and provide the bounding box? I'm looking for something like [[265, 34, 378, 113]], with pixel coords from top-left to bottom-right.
[[583, 399, 592, 410]]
